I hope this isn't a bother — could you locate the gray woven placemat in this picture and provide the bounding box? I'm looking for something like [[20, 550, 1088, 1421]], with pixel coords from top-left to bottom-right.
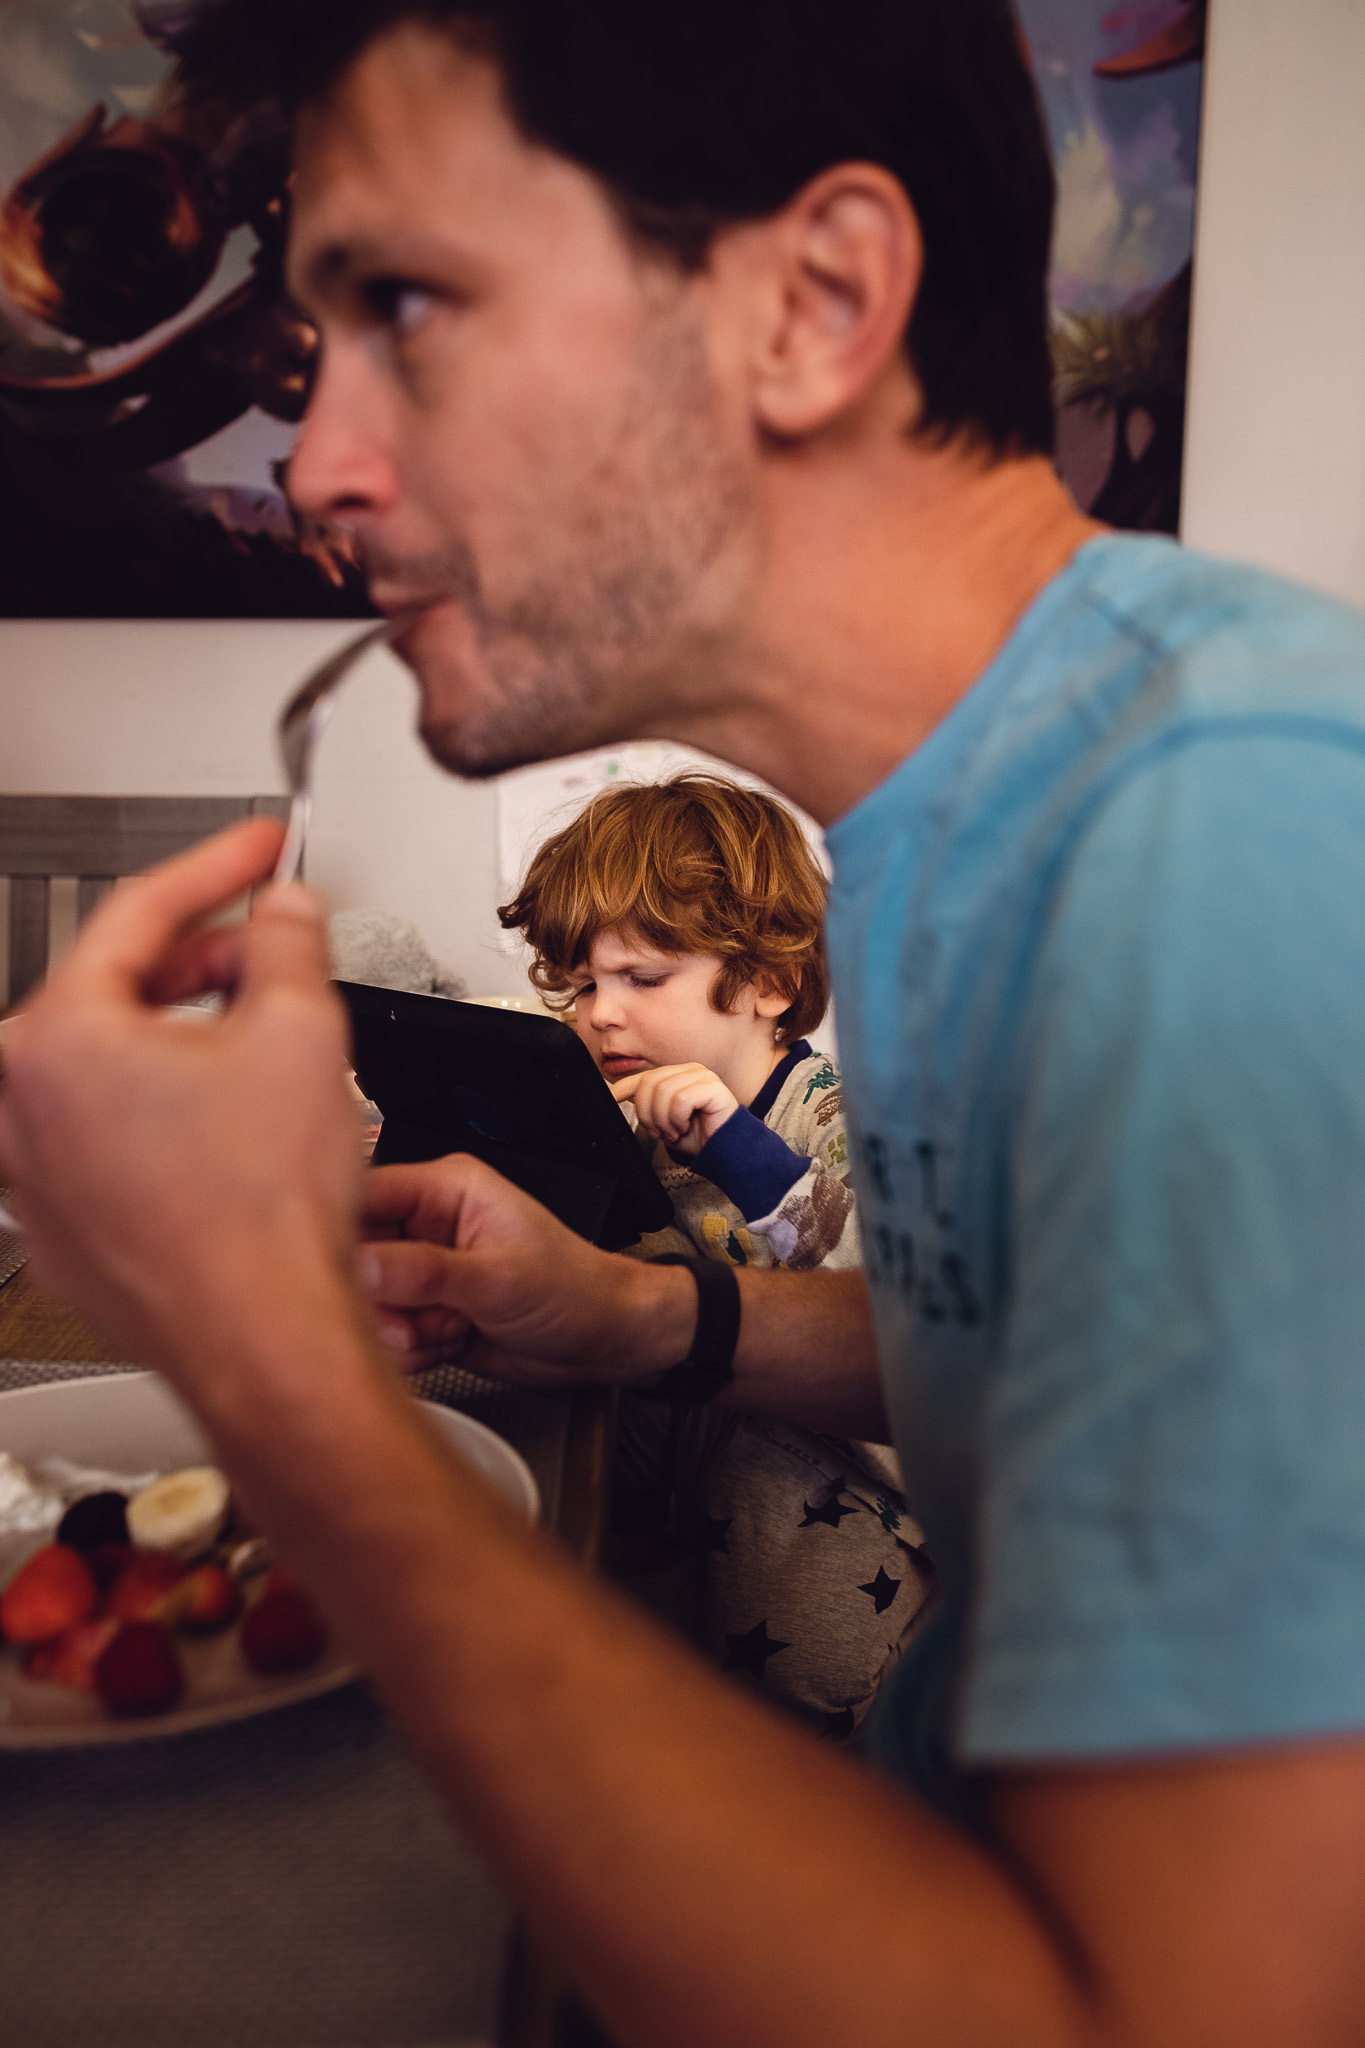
[[0, 1356, 136, 1392], [0, 1356, 580, 2048], [0, 1184, 26, 1290], [0, 1227, 25, 1290]]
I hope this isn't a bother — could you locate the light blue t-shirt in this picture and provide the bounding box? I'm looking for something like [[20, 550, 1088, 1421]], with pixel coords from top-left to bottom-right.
[[824, 533, 1365, 1819]]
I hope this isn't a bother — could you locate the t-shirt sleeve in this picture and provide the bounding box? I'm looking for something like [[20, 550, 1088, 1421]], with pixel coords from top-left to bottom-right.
[[961, 727, 1365, 1764]]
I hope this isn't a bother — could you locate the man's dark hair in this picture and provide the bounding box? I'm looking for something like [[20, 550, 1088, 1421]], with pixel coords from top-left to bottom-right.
[[178, 0, 1056, 456]]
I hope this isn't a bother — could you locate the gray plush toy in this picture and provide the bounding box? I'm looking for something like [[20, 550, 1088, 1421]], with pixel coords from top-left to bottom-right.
[[327, 908, 467, 999]]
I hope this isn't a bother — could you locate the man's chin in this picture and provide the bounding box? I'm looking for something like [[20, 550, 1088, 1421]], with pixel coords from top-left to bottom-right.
[[393, 611, 548, 777], [417, 714, 546, 780], [399, 605, 673, 778], [416, 666, 664, 780]]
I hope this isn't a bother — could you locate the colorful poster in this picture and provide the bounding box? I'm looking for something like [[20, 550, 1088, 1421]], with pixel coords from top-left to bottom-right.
[[0, 0, 370, 617], [0, 2, 1203, 619], [1018, 0, 1206, 531]]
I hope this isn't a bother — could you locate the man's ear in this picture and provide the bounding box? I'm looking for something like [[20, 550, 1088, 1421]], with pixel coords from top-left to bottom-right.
[[725, 164, 923, 440]]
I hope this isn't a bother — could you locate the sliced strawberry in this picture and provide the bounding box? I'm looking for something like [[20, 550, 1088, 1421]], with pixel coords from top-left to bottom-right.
[[24, 1615, 121, 1692], [240, 1583, 327, 1675], [95, 1621, 183, 1717], [106, 1551, 189, 1624], [1, 1545, 97, 1644], [176, 1563, 241, 1636]]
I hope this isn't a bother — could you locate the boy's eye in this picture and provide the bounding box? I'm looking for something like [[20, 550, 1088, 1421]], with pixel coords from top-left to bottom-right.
[[573, 980, 596, 998], [628, 974, 666, 989]]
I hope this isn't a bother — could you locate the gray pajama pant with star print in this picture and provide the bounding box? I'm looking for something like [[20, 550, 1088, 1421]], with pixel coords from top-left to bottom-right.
[[616, 1396, 935, 1740]]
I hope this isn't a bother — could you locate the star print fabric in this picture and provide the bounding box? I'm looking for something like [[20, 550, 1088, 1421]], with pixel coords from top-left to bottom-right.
[[619, 1046, 933, 1738], [685, 1411, 934, 1737]]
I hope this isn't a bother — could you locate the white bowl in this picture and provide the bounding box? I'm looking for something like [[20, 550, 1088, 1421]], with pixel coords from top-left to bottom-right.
[[0, 1371, 537, 1746]]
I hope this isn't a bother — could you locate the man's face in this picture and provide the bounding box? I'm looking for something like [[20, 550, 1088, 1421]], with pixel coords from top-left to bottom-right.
[[288, 26, 754, 778]]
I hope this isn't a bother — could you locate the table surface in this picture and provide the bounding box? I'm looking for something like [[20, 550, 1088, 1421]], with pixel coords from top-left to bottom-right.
[[0, 1263, 108, 1363], [0, 1265, 612, 2048]]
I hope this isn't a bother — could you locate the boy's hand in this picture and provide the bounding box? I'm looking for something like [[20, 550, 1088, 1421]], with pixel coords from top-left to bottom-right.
[[611, 1063, 739, 1155]]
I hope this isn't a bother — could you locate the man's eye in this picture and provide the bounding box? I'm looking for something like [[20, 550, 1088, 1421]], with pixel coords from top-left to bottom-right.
[[366, 281, 436, 339], [392, 287, 435, 338]]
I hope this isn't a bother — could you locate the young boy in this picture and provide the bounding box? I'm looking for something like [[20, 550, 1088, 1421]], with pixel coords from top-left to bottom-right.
[[500, 775, 932, 1739]]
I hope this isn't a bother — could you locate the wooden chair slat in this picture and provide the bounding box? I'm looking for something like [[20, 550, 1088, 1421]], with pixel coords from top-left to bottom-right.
[[75, 875, 115, 924], [0, 796, 290, 1004], [9, 876, 49, 1006], [0, 795, 288, 877]]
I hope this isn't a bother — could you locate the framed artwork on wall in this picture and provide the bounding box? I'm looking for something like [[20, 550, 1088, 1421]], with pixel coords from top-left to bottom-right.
[[1018, 0, 1206, 533], [0, 1, 1205, 620], [0, 0, 372, 618]]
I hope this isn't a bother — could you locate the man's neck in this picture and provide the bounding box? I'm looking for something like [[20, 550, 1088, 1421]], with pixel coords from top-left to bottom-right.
[[665, 441, 1103, 829]]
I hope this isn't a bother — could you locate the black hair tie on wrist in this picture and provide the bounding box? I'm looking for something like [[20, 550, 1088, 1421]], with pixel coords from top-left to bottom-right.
[[641, 1255, 741, 1404]]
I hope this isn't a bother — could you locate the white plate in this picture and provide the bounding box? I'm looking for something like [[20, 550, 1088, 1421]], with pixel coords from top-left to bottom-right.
[[0, 1371, 538, 1747]]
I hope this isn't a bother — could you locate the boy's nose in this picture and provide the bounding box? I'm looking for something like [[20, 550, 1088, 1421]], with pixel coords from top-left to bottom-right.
[[589, 987, 627, 1031]]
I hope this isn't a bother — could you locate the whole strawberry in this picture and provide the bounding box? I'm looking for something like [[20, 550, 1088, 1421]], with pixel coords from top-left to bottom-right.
[[1, 1544, 97, 1644], [95, 1621, 184, 1717], [240, 1582, 327, 1675], [86, 1542, 136, 1594]]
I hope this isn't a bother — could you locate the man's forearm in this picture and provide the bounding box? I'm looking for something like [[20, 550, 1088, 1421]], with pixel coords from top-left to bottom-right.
[[720, 1265, 890, 1438], [364, 1167, 890, 1439], [533, 1256, 889, 1439], [192, 1293, 1083, 2048]]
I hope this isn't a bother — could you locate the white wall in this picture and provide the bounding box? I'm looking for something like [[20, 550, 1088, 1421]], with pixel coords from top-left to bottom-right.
[[1181, 0, 1365, 606], [0, 618, 524, 996]]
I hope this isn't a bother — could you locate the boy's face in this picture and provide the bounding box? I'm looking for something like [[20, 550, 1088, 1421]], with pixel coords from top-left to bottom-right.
[[568, 928, 785, 1104]]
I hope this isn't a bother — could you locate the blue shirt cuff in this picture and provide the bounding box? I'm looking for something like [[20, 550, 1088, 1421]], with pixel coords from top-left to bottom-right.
[[692, 1106, 811, 1221]]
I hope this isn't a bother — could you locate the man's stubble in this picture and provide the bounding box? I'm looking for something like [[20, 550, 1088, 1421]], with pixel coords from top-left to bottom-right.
[[375, 292, 753, 780]]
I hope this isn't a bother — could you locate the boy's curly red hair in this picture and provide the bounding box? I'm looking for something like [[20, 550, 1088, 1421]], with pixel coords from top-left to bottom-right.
[[498, 775, 829, 1040]]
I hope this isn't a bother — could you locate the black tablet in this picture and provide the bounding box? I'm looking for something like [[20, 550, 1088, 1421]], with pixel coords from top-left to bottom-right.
[[336, 980, 674, 1251]]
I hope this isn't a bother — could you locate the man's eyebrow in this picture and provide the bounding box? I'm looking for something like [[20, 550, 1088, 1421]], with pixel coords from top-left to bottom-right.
[[289, 239, 368, 307], [294, 230, 469, 301], [299, 242, 356, 295], [297, 236, 401, 293]]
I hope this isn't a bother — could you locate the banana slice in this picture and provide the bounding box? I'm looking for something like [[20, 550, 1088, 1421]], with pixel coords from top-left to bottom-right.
[[127, 1467, 230, 1559]]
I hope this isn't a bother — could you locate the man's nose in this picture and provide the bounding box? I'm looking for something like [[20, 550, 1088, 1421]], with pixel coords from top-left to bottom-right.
[[287, 342, 400, 528]]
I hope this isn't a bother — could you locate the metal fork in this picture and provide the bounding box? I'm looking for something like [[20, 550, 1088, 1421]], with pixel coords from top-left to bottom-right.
[[272, 608, 420, 885]]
